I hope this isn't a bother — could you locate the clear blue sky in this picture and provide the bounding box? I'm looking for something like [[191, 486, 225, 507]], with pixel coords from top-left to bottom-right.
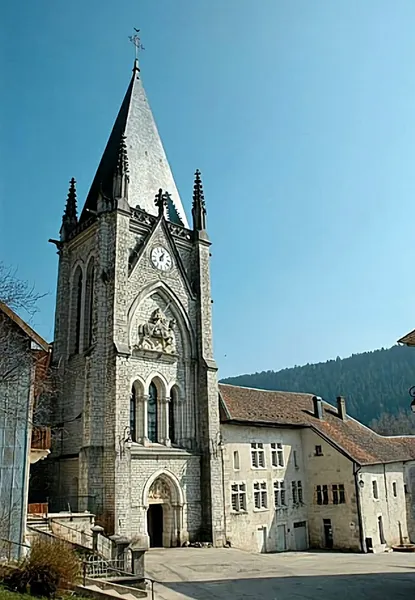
[[2, 0, 415, 379]]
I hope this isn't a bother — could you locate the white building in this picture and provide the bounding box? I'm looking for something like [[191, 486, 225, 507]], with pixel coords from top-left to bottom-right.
[[219, 385, 415, 553]]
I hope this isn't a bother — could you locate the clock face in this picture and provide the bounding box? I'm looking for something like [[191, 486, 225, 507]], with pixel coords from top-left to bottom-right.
[[151, 246, 172, 271]]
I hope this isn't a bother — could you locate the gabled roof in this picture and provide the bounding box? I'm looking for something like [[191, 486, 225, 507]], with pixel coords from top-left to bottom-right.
[[0, 302, 50, 352], [80, 61, 188, 227], [219, 383, 415, 466], [397, 329, 415, 346]]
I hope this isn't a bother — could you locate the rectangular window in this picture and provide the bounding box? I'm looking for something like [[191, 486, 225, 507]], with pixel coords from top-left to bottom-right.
[[231, 483, 246, 512], [251, 443, 265, 468], [261, 482, 268, 508], [372, 480, 379, 500], [254, 481, 268, 509], [339, 484, 345, 504], [332, 484, 339, 505], [316, 485, 323, 505], [274, 480, 286, 507], [392, 482, 397, 497], [271, 442, 284, 467], [292, 481, 298, 504], [315, 445, 323, 456], [293, 450, 298, 468], [233, 450, 240, 471], [323, 484, 329, 505], [298, 481, 303, 504]]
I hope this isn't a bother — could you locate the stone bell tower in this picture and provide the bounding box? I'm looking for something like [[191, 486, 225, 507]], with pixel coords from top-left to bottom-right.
[[50, 56, 224, 547]]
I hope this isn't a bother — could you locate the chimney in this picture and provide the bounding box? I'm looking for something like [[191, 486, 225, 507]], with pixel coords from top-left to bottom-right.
[[337, 396, 347, 421], [312, 396, 324, 420]]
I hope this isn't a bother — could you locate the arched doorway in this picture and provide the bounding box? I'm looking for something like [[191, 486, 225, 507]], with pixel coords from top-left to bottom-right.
[[144, 471, 187, 547], [147, 504, 163, 547]]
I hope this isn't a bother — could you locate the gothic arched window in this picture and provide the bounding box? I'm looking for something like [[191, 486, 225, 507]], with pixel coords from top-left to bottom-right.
[[71, 266, 83, 354], [148, 382, 158, 443], [83, 258, 95, 349], [169, 386, 178, 445], [130, 385, 137, 442]]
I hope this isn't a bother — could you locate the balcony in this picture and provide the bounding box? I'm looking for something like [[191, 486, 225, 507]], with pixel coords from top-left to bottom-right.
[[30, 426, 51, 463]]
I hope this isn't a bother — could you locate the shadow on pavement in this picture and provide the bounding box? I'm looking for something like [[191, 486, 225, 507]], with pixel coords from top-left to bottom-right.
[[156, 571, 415, 600]]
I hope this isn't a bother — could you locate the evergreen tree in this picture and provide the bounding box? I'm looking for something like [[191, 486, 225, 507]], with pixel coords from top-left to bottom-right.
[[222, 346, 415, 425]]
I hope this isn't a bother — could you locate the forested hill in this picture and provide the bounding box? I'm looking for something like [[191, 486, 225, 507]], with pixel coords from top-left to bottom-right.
[[221, 345, 415, 425]]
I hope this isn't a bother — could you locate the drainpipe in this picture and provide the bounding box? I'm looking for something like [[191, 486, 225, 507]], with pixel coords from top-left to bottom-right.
[[353, 462, 365, 553]]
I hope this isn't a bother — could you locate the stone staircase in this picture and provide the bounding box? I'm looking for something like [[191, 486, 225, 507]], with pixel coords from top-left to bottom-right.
[[78, 579, 146, 600]]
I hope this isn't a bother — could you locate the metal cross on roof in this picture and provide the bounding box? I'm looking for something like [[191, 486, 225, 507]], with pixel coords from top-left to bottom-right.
[[128, 28, 145, 62]]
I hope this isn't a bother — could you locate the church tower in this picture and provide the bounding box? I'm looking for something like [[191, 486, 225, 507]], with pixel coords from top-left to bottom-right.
[[50, 57, 224, 547]]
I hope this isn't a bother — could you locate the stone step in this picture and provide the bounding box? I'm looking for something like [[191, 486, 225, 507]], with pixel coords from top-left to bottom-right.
[[84, 584, 123, 598]]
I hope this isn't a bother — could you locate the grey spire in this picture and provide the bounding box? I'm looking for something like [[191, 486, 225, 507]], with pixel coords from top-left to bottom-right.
[[60, 177, 78, 240], [80, 61, 188, 227], [191, 169, 206, 231]]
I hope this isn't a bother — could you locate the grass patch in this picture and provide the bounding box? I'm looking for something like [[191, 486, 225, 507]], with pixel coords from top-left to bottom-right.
[[0, 585, 90, 600]]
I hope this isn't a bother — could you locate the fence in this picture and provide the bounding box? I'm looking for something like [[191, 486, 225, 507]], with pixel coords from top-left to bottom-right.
[[83, 555, 132, 579]]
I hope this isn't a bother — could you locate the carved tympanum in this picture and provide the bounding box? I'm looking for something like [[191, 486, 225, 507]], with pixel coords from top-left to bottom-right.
[[136, 308, 176, 354], [148, 478, 171, 501]]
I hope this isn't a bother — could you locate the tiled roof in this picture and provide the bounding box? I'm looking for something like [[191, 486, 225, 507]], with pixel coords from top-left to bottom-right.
[[219, 383, 415, 466], [0, 301, 50, 352], [397, 329, 415, 346]]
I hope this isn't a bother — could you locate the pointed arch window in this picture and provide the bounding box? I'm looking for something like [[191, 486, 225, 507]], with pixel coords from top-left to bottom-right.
[[83, 258, 95, 349], [169, 386, 178, 445], [71, 266, 83, 354], [130, 385, 137, 442], [148, 382, 158, 443]]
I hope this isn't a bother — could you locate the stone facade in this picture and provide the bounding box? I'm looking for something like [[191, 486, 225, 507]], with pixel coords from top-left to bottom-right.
[[49, 63, 224, 548]]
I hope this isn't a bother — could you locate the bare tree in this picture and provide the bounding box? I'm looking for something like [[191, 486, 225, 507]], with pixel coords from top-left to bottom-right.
[[0, 263, 50, 423], [0, 262, 45, 317], [370, 410, 415, 436]]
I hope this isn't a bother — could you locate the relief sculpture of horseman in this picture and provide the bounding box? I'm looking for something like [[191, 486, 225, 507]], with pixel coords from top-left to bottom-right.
[[137, 308, 176, 354]]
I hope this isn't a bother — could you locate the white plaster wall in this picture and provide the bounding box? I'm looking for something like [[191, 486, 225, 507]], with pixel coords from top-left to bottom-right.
[[404, 460, 415, 543], [300, 428, 361, 551], [358, 463, 408, 552], [221, 424, 308, 552]]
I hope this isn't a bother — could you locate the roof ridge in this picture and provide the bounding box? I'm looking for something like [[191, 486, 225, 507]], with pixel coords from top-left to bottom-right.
[[219, 382, 314, 396], [0, 301, 50, 352]]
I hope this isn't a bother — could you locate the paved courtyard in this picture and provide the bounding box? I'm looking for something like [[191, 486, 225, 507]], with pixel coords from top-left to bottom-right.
[[145, 547, 415, 600]]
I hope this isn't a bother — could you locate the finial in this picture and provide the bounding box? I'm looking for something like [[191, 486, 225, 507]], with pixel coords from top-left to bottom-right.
[[60, 177, 78, 241], [129, 28, 145, 70], [64, 177, 78, 220], [154, 188, 165, 217], [192, 169, 207, 231]]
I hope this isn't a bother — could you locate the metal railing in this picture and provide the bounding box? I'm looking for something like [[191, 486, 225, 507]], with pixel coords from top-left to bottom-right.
[[83, 555, 132, 581]]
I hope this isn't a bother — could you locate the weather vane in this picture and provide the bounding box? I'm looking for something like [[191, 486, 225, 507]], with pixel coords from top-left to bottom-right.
[[128, 28, 145, 62]]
